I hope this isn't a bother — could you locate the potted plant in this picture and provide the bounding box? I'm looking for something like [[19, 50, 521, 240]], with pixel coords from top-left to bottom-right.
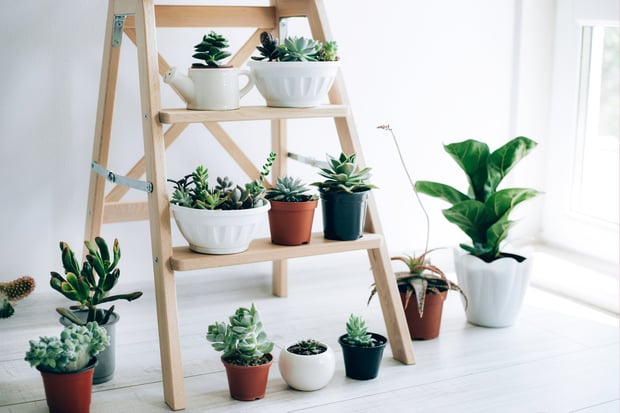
[[278, 338, 335, 391], [414, 136, 541, 327], [50, 237, 143, 383], [206, 303, 274, 401], [311, 152, 376, 241], [338, 314, 387, 380], [265, 175, 319, 245], [0, 275, 35, 318], [164, 31, 254, 110], [168, 152, 276, 254], [248, 31, 340, 108], [24, 322, 110, 413]]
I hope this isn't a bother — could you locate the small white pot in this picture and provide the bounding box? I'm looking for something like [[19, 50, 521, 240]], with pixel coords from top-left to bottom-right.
[[454, 248, 533, 328], [170, 202, 269, 254], [278, 342, 335, 391], [248, 60, 340, 108]]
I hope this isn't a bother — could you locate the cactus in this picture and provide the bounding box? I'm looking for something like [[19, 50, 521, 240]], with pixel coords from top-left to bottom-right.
[[252, 31, 339, 62], [311, 152, 376, 194], [50, 237, 143, 326], [25, 322, 110, 373], [0, 276, 35, 319], [169, 152, 276, 211], [342, 314, 377, 347], [206, 303, 274, 366], [192, 31, 232, 68], [266, 176, 317, 202]]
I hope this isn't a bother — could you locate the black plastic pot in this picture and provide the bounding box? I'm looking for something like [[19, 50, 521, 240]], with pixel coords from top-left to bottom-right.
[[319, 190, 369, 240], [338, 333, 387, 380]]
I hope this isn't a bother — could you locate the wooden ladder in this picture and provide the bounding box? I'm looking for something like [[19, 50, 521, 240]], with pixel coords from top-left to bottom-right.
[[85, 0, 415, 410]]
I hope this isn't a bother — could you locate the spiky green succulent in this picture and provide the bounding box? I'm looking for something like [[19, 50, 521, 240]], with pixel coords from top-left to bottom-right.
[[265, 176, 317, 202], [342, 314, 378, 347], [252, 32, 339, 62], [206, 303, 274, 366], [312, 152, 376, 193], [192, 31, 231, 67], [316, 40, 339, 62], [251, 31, 280, 61]]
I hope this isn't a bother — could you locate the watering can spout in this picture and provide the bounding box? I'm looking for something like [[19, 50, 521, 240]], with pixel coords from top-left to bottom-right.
[[163, 67, 195, 102]]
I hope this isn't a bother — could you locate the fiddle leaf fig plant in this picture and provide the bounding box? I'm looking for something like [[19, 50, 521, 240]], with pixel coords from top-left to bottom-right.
[[415, 137, 541, 262]]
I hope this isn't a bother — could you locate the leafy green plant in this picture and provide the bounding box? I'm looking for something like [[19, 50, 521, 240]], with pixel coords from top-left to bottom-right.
[[206, 303, 274, 366], [414, 137, 541, 262], [50, 237, 143, 326], [311, 152, 376, 194], [251, 31, 339, 62], [192, 31, 231, 68], [25, 322, 110, 373], [265, 176, 317, 202], [0, 276, 35, 319], [286, 339, 327, 356], [169, 152, 276, 210], [342, 314, 380, 347]]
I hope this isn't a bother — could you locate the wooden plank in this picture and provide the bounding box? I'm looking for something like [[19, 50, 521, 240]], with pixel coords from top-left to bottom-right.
[[158, 105, 350, 124], [103, 201, 149, 223], [170, 233, 383, 271], [124, 6, 276, 28]]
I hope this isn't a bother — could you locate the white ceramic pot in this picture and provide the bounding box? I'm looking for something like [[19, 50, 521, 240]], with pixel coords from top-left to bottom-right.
[[170, 202, 269, 254], [453, 248, 533, 328], [248, 60, 340, 108], [278, 342, 335, 391]]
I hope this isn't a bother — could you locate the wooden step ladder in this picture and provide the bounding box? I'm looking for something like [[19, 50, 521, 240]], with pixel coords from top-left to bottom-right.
[[85, 0, 415, 410]]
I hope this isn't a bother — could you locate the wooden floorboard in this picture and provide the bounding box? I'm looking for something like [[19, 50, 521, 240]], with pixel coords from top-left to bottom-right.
[[1, 252, 618, 412]]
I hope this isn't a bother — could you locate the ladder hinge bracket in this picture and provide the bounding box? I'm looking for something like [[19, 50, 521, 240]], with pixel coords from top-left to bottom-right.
[[91, 162, 153, 193], [112, 15, 127, 48]]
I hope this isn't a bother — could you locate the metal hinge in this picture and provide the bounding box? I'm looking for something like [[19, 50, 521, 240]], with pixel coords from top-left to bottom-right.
[[112, 15, 126, 47], [91, 162, 153, 193]]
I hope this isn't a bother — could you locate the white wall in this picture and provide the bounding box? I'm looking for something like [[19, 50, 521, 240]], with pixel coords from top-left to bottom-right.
[[0, 0, 554, 286]]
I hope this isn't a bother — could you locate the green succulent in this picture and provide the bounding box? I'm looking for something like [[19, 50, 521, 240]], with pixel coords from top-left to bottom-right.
[[25, 322, 110, 373], [342, 314, 379, 347], [252, 31, 339, 62], [192, 31, 232, 68], [265, 176, 317, 202], [312, 152, 376, 193], [251, 31, 280, 61], [415, 137, 541, 262], [169, 152, 276, 210], [50, 237, 143, 326], [316, 40, 339, 62], [206, 303, 274, 366], [287, 339, 327, 355]]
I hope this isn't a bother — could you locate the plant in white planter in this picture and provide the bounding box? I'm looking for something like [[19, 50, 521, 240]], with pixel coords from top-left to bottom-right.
[[168, 152, 276, 254], [278, 339, 335, 391], [248, 31, 340, 108], [414, 137, 541, 327], [164, 31, 254, 110]]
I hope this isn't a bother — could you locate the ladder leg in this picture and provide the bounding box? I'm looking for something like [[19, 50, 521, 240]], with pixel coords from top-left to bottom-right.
[[84, 0, 123, 244], [133, 0, 186, 409], [271, 119, 289, 297]]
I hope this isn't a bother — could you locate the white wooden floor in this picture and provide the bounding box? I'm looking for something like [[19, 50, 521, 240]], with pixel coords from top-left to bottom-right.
[[1, 251, 618, 413]]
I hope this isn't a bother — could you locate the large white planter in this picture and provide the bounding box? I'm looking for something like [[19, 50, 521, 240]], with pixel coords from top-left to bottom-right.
[[278, 342, 335, 391], [170, 202, 270, 254], [453, 248, 533, 328], [248, 60, 340, 108]]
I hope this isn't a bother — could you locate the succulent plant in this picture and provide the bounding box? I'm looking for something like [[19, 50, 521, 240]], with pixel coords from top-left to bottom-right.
[[192, 31, 232, 68], [206, 303, 274, 366], [265, 176, 317, 202], [169, 152, 276, 210], [342, 314, 380, 347], [25, 322, 110, 373], [0, 276, 35, 319], [50, 237, 143, 326], [287, 339, 327, 355], [312, 152, 376, 194], [251, 31, 339, 62]]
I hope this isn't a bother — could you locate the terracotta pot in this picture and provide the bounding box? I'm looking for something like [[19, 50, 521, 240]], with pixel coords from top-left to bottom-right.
[[400, 290, 447, 340], [267, 199, 318, 245], [38, 357, 97, 413], [338, 333, 387, 380], [221, 354, 273, 401]]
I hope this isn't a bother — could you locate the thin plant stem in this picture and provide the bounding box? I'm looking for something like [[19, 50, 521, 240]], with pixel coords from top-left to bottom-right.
[[377, 124, 430, 253]]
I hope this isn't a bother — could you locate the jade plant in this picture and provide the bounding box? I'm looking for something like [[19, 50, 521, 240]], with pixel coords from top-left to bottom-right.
[[25, 322, 110, 373], [192, 31, 231, 68], [265, 176, 317, 202], [169, 152, 276, 210], [50, 237, 143, 326], [251, 31, 339, 62], [311, 152, 376, 194], [206, 303, 274, 366], [0, 276, 35, 319], [341, 314, 381, 347], [414, 137, 541, 262], [286, 339, 328, 355]]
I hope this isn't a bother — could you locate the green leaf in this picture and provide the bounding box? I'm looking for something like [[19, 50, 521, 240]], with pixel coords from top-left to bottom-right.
[[486, 217, 514, 258], [487, 136, 537, 194], [60, 242, 81, 276], [485, 188, 541, 220], [95, 237, 110, 267], [442, 200, 494, 244], [443, 140, 490, 201], [415, 181, 470, 205]]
